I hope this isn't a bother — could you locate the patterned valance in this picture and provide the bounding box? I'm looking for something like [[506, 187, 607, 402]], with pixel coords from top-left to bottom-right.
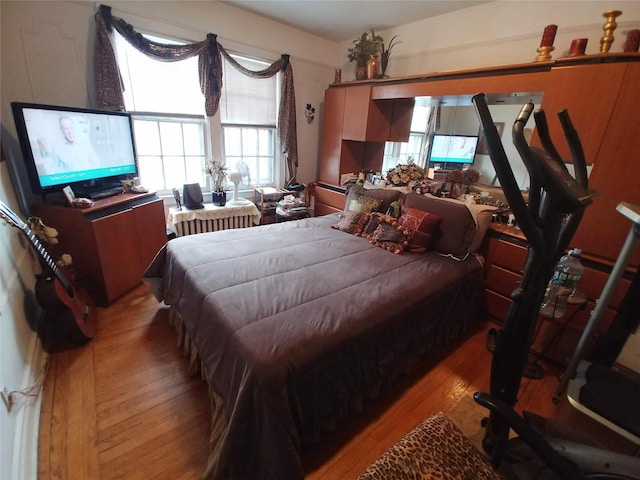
[[94, 4, 298, 183]]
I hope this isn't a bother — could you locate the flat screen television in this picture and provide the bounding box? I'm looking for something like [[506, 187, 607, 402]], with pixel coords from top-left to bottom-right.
[[11, 102, 138, 198], [427, 134, 478, 168]]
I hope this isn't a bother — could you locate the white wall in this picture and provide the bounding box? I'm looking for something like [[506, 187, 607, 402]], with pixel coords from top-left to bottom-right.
[[0, 161, 49, 480], [338, 0, 640, 79]]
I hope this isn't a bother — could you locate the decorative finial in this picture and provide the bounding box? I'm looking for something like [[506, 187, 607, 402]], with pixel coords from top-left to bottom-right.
[[600, 10, 622, 53]]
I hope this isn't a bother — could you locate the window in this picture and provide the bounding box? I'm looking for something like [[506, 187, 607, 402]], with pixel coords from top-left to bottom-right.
[[220, 55, 278, 189], [133, 114, 206, 190], [114, 32, 279, 195], [381, 104, 434, 175]]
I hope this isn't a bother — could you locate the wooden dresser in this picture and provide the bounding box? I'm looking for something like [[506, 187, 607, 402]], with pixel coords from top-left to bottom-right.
[[481, 223, 633, 366], [32, 192, 167, 307]]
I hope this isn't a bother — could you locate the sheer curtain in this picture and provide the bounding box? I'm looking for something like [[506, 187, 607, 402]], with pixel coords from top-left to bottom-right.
[[94, 4, 299, 184]]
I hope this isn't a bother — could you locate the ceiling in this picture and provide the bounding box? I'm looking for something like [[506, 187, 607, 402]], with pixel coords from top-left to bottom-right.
[[222, 1, 490, 42]]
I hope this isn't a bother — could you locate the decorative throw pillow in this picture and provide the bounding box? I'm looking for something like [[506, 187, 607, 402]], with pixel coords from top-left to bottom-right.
[[399, 207, 444, 253], [403, 193, 476, 260], [332, 210, 370, 236], [360, 212, 385, 238], [348, 194, 382, 214], [385, 200, 402, 219], [343, 184, 404, 216], [467, 203, 498, 253], [368, 216, 412, 254]]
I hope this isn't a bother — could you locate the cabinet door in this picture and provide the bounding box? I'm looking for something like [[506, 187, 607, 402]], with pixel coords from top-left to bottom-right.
[[388, 98, 414, 142], [342, 86, 392, 142], [92, 209, 141, 304], [535, 63, 626, 166], [571, 63, 640, 266], [131, 199, 167, 273], [319, 88, 346, 185]]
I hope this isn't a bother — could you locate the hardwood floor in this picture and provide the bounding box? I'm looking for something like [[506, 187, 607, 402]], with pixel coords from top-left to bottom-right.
[[38, 283, 636, 479]]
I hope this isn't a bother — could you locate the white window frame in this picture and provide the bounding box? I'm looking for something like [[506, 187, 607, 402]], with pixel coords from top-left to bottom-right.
[[114, 32, 281, 197], [218, 52, 281, 191], [132, 112, 209, 195]]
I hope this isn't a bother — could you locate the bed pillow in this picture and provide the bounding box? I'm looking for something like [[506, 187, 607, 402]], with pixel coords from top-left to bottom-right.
[[332, 210, 371, 236], [467, 203, 498, 253], [368, 216, 412, 254], [347, 194, 382, 214], [398, 207, 443, 253], [360, 212, 383, 238], [343, 185, 404, 216], [403, 193, 476, 260]]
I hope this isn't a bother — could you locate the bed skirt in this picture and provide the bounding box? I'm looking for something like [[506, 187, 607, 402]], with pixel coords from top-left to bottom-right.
[[167, 268, 485, 479]]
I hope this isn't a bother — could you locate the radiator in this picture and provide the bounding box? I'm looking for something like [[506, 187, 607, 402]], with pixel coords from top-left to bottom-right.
[[174, 214, 256, 236]]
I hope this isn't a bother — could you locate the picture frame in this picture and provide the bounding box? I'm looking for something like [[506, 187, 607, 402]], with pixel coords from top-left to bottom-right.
[[62, 185, 76, 205], [477, 122, 504, 155]]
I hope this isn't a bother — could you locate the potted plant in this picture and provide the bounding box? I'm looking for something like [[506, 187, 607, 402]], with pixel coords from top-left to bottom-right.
[[205, 158, 228, 206], [348, 30, 382, 80], [380, 34, 401, 78]]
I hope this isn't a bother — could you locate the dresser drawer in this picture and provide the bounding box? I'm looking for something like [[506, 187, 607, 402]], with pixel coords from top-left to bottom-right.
[[486, 264, 521, 298], [314, 202, 342, 217], [485, 289, 511, 324], [315, 185, 345, 211], [486, 238, 527, 274]]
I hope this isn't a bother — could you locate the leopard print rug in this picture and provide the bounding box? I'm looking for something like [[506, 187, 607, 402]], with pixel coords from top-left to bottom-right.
[[358, 412, 502, 480]]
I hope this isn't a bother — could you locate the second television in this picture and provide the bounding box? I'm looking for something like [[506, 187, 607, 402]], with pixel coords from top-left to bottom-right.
[[427, 134, 478, 168]]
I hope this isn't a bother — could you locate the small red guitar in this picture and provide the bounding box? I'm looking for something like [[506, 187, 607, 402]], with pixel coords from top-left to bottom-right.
[[0, 200, 97, 350]]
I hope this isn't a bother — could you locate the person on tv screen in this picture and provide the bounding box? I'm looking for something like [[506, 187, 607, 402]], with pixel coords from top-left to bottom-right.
[[50, 116, 100, 174], [448, 136, 476, 161]]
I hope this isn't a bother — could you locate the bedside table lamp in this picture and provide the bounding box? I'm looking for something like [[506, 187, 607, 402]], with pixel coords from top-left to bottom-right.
[[228, 171, 250, 205]]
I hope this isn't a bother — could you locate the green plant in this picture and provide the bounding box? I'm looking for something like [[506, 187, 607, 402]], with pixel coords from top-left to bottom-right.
[[347, 30, 383, 66], [380, 34, 401, 76]]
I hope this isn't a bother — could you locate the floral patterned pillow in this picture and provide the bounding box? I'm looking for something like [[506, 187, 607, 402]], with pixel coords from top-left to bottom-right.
[[348, 194, 382, 214], [368, 215, 412, 254], [332, 210, 371, 236], [399, 207, 443, 253]]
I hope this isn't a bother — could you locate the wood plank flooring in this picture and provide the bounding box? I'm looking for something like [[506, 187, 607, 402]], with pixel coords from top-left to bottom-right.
[[38, 284, 637, 479]]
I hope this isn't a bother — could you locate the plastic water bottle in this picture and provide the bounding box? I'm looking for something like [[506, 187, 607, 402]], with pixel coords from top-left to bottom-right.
[[540, 249, 584, 319]]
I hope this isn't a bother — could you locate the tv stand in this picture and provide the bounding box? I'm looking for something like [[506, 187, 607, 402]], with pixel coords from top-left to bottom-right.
[[32, 192, 167, 306]]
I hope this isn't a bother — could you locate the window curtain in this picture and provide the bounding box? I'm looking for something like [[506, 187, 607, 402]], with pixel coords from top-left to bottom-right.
[[94, 4, 298, 184], [421, 106, 441, 167]]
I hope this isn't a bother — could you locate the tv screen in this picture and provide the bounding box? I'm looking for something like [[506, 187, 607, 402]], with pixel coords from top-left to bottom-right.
[[11, 102, 138, 196], [428, 134, 478, 167]]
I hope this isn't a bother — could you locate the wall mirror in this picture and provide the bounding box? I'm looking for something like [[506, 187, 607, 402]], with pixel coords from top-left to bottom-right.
[[382, 92, 544, 191]]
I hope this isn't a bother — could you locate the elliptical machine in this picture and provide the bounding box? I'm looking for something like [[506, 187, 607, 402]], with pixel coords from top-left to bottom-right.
[[471, 93, 640, 479]]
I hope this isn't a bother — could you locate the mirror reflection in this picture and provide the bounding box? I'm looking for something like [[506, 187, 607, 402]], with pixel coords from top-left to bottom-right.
[[382, 92, 544, 191]]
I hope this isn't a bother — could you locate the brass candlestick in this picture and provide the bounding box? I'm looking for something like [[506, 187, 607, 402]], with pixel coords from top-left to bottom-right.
[[600, 10, 622, 53], [534, 45, 554, 62]]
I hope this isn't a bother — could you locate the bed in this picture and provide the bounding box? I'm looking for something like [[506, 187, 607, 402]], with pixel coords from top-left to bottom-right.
[[143, 188, 494, 480]]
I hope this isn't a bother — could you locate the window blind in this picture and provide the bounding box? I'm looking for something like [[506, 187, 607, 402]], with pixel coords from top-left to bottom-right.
[[220, 55, 277, 126]]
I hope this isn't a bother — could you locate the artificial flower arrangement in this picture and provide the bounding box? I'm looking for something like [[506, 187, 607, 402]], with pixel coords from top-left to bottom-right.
[[204, 158, 228, 192], [385, 163, 426, 186]]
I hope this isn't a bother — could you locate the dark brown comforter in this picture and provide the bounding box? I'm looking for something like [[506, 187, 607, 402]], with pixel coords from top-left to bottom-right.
[[143, 214, 484, 479]]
